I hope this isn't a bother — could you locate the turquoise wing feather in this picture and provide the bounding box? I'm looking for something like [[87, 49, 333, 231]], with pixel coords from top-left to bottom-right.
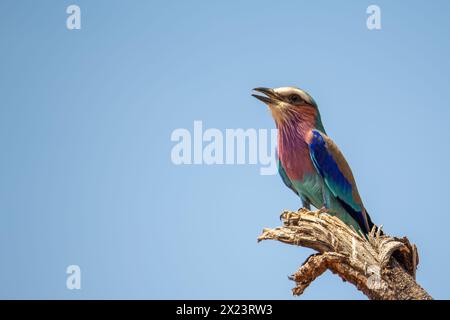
[[277, 157, 298, 196], [308, 130, 370, 233]]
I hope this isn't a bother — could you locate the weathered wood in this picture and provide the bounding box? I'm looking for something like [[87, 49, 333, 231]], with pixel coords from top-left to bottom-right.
[[258, 208, 432, 300]]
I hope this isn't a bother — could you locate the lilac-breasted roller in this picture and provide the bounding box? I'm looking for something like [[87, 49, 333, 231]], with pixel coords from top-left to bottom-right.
[[252, 86, 376, 234]]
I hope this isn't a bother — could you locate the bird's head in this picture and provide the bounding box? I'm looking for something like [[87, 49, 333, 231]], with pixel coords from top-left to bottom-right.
[[252, 86, 322, 129]]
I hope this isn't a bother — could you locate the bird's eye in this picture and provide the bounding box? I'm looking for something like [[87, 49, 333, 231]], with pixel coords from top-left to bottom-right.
[[288, 94, 302, 104]]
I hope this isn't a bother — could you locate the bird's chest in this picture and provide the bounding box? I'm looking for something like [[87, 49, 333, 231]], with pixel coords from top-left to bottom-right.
[[278, 144, 315, 182], [279, 145, 323, 207]]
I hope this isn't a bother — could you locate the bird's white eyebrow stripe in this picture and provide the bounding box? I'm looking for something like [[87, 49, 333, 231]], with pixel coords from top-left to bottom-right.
[[273, 87, 313, 104]]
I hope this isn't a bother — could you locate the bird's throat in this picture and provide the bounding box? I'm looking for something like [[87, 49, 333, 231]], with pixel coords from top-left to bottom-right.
[[277, 112, 318, 181]]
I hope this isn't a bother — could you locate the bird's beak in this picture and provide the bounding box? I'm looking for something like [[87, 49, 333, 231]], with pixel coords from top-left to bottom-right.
[[252, 87, 279, 105]]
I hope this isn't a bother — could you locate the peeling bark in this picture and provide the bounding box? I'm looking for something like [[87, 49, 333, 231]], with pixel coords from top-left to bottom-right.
[[258, 208, 432, 300]]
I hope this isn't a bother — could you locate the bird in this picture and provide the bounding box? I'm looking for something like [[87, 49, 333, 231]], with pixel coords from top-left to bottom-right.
[[252, 86, 376, 234]]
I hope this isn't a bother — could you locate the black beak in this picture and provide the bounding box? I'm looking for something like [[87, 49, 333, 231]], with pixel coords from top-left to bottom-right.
[[252, 87, 279, 105]]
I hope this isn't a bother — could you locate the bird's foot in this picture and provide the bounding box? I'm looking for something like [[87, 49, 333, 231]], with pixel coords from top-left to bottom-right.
[[316, 206, 329, 217], [297, 207, 313, 215], [280, 210, 301, 226], [280, 210, 292, 221]]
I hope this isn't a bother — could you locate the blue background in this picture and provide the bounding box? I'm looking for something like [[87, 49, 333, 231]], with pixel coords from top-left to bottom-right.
[[1, 0, 449, 299]]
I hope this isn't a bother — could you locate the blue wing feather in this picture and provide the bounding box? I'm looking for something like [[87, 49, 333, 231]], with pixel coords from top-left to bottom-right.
[[308, 130, 369, 232]]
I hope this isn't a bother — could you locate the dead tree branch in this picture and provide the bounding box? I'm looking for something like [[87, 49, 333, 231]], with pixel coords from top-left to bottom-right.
[[258, 208, 432, 300]]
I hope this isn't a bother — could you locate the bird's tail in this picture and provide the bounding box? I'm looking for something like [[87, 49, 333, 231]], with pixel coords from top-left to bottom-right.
[[365, 210, 383, 235]]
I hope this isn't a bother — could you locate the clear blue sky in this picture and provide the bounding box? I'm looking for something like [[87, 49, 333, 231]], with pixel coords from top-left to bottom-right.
[[1, 0, 450, 299]]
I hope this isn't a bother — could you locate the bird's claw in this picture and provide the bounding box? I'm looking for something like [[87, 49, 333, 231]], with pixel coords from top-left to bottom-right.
[[316, 207, 329, 217], [280, 210, 302, 226], [279, 211, 289, 221]]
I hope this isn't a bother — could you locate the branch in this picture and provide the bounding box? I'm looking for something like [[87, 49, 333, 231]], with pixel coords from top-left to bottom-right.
[[258, 208, 432, 300]]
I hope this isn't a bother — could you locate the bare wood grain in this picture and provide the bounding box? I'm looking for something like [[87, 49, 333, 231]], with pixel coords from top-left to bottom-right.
[[258, 208, 432, 300]]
